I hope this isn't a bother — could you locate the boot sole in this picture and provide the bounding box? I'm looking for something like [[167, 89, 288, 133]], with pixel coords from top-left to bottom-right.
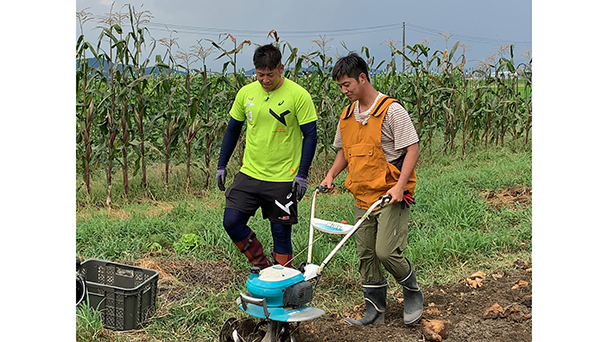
[[344, 316, 385, 326], [403, 313, 422, 326]]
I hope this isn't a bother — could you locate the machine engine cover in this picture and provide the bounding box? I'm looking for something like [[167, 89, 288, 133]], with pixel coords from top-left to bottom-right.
[[238, 266, 326, 322], [246, 265, 306, 308], [283, 281, 313, 308]]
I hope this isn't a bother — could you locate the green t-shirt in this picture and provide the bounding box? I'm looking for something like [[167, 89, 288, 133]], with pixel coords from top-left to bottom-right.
[[229, 78, 317, 182]]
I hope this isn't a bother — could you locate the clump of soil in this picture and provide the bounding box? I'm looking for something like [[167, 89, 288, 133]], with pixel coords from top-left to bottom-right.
[[480, 185, 531, 210]]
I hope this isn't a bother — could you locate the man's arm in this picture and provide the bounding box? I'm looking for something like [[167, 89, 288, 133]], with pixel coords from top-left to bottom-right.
[[296, 121, 318, 178], [292, 121, 318, 201], [386, 142, 419, 204], [216, 117, 244, 190], [217, 118, 245, 169], [320, 148, 348, 192]]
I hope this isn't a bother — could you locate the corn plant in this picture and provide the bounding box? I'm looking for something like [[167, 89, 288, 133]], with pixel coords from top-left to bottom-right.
[[154, 30, 186, 192], [519, 50, 532, 148], [401, 42, 442, 157], [95, 4, 128, 207], [75, 6, 532, 202], [280, 39, 300, 80], [192, 40, 214, 121], [208, 33, 251, 88], [378, 40, 401, 93], [191, 42, 228, 188], [76, 8, 97, 198], [175, 48, 201, 193], [310, 36, 333, 75], [195, 91, 229, 188], [117, 37, 132, 198], [123, 5, 155, 193], [438, 39, 462, 152]]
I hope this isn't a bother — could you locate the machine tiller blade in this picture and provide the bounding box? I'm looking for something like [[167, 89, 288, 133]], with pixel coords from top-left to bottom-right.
[[219, 317, 259, 342]]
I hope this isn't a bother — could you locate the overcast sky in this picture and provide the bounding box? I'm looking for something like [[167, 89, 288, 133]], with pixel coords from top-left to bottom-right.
[[76, 0, 532, 72]]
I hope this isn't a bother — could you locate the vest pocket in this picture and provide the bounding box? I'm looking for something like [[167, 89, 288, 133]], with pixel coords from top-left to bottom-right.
[[345, 143, 384, 183]]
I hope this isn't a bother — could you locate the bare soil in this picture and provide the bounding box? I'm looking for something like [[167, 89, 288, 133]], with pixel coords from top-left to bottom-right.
[[131, 256, 531, 342], [479, 185, 531, 211], [292, 261, 532, 342]]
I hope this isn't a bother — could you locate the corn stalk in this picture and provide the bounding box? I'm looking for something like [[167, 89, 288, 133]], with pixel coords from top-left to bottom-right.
[[208, 33, 251, 88], [95, 4, 127, 208], [76, 9, 96, 198]]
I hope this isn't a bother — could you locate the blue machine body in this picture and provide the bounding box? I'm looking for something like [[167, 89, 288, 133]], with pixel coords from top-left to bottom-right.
[[247, 268, 304, 307], [237, 265, 325, 322]]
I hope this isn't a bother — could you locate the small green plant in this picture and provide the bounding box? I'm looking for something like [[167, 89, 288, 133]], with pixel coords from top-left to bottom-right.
[[149, 233, 172, 249], [173, 233, 202, 253], [76, 302, 105, 341], [148, 241, 163, 252]]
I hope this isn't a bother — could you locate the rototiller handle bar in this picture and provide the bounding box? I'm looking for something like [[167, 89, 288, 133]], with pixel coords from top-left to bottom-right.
[[305, 187, 391, 280], [237, 293, 271, 319]]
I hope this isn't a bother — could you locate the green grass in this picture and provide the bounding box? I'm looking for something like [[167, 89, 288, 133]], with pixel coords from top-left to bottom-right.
[[76, 142, 531, 341], [76, 302, 106, 341]]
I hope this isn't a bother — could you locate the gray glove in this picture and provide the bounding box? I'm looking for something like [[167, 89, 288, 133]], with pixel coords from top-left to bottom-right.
[[216, 167, 226, 191], [292, 175, 307, 201]]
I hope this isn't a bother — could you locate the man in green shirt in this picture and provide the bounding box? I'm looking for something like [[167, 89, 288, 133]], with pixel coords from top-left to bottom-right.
[[217, 44, 318, 269]]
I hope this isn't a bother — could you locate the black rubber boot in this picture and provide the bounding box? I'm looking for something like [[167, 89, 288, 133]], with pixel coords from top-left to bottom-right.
[[396, 258, 423, 325], [344, 279, 387, 326]]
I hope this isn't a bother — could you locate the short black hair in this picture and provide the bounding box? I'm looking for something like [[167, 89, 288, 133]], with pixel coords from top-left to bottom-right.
[[253, 44, 282, 70], [331, 53, 370, 82]]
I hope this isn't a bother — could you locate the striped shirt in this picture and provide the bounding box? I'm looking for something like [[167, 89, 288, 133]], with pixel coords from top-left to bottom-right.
[[333, 92, 419, 162]]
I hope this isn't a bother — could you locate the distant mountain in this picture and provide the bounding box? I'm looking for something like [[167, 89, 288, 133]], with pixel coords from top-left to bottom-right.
[[76, 58, 186, 76], [243, 66, 333, 76], [77, 58, 342, 77]]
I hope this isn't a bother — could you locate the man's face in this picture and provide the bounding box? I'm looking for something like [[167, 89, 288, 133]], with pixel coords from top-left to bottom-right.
[[336, 74, 364, 102], [256, 65, 284, 92]]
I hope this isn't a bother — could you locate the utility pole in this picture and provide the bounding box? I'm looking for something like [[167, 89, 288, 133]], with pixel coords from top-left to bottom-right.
[[402, 22, 406, 73]]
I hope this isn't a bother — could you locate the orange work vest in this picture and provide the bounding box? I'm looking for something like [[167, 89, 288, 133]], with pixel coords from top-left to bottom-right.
[[339, 95, 416, 209]]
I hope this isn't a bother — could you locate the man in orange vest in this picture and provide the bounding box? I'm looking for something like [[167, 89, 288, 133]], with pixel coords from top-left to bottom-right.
[[320, 53, 423, 326]]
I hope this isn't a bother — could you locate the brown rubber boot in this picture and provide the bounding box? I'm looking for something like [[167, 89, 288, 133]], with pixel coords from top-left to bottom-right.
[[234, 231, 272, 269], [271, 252, 293, 268]]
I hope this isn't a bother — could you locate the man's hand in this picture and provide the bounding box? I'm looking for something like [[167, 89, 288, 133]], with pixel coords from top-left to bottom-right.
[[319, 176, 335, 193], [216, 167, 226, 191], [292, 175, 307, 201], [386, 186, 404, 205]]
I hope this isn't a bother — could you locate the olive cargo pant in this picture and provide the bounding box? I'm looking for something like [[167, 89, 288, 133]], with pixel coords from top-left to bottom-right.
[[354, 203, 411, 284]]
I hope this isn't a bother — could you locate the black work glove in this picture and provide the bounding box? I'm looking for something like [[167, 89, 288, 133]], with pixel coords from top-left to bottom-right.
[[216, 167, 226, 191], [402, 190, 416, 208], [292, 175, 307, 201]]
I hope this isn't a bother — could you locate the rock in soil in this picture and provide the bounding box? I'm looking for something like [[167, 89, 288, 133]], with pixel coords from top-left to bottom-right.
[[421, 319, 450, 341]]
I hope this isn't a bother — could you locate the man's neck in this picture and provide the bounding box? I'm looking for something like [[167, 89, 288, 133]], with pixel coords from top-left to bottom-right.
[[269, 76, 285, 92], [358, 88, 380, 113]]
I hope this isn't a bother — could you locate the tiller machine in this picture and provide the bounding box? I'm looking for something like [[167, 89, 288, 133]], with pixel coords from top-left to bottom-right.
[[220, 187, 391, 342]]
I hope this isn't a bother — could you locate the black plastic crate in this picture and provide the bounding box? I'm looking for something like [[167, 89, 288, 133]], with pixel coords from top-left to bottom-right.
[[80, 259, 159, 331]]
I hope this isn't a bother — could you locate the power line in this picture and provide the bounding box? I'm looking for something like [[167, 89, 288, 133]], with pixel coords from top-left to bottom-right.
[[143, 21, 401, 39], [406, 23, 530, 46], [84, 15, 529, 47]]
